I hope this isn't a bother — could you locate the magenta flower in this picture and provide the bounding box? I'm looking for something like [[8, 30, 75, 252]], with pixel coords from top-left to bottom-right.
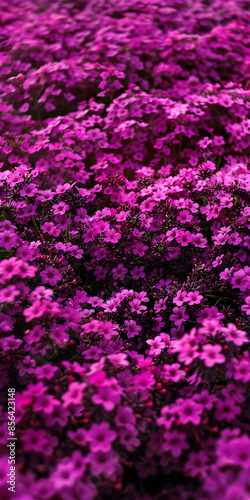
[[92, 386, 121, 412], [233, 356, 250, 383], [62, 382, 86, 407], [20, 183, 38, 197], [0, 257, 21, 280], [198, 318, 221, 337], [174, 398, 203, 425], [51, 460, 79, 490], [133, 372, 155, 390], [34, 364, 58, 380], [217, 435, 250, 469], [33, 394, 57, 415], [130, 266, 145, 279], [0, 230, 18, 250], [163, 363, 186, 383], [40, 266, 62, 286], [163, 430, 189, 457], [107, 353, 129, 367], [103, 229, 121, 243], [215, 398, 241, 421], [114, 406, 136, 429], [118, 427, 140, 451], [177, 210, 193, 223], [129, 298, 147, 314], [0, 285, 20, 303], [176, 230, 192, 246]]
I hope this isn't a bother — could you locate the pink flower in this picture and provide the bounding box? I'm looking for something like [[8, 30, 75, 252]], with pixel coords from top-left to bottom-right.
[[40, 266, 62, 286], [157, 406, 175, 430], [146, 336, 165, 356], [184, 291, 203, 305], [191, 233, 207, 248], [51, 460, 80, 490], [241, 296, 250, 315], [107, 353, 129, 367], [221, 323, 248, 346], [173, 290, 188, 306], [166, 227, 178, 242], [33, 394, 57, 415], [23, 300, 46, 321], [52, 201, 70, 215], [29, 286, 53, 301], [132, 241, 148, 257], [200, 344, 226, 367], [198, 318, 221, 337], [233, 356, 250, 383], [62, 382, 86, 407], [163, 363, 186, 383], [34, 364, 58, 380]]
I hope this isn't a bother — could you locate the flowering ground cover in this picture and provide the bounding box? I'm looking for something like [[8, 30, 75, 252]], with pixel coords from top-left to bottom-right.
[[1, 0, 250, 498]]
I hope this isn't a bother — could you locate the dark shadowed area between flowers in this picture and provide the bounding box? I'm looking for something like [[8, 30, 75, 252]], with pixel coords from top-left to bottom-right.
[[0, 0, 250, 499]]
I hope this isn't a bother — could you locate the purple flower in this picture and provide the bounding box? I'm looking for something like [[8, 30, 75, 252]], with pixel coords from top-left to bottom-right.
[[170, 306, 189, 326], [21, 429, 49, 452], [112, 264, 128, 280], [87, 422, 117, 452], [88, 450, 119, 478]]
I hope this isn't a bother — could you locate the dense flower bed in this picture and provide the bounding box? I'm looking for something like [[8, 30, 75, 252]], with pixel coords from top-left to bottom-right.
[[1, 0, 250, 498]]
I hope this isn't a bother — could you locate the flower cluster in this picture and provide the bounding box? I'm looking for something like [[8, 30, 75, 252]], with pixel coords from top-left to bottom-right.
[[0, 0, 250, 499]]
